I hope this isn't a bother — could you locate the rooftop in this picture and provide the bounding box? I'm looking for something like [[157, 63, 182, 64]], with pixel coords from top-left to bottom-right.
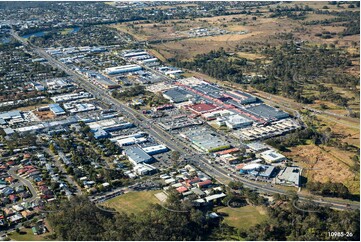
[[124, 146, 153, 164]]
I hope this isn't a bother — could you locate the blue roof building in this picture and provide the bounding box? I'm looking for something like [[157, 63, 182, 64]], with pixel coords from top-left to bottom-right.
[[49, 104, 66, 116]]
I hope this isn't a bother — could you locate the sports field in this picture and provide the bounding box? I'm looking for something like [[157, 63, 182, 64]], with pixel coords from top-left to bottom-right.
[[102, 190, 161, 214]]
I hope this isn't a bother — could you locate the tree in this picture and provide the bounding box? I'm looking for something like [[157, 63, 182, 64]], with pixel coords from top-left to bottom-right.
[[170, 151, 181, 162]]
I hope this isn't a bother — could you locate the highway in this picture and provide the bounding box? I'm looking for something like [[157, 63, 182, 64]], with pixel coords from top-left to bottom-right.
[[10, 30, 359, 211]]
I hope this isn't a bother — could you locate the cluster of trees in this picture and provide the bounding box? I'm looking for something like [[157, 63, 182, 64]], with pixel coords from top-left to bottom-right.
[[172, 48, 245, 83], [112, 85, 146, 100], [227, 181, 268, 206], [268, 5, 313, 19], [252, 42, 356, 105], [340, 20, 360, 36], [144, 92, 169, 107], [29, 26, 126, 48], [306, 181, 350, 199], [47, 194, 219, 241], [266, 127, 330, 151], [245, 194, 360, 240]]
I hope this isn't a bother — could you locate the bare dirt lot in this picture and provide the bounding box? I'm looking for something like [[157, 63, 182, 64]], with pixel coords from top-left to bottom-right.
[[33, 110, 55, 120]]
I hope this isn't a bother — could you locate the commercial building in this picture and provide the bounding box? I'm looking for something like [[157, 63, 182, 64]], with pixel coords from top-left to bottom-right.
[[104, 65, 142, 75], [88, 118, 134, 133], [51, 92, 91, 103], [123, 51, 148, 58], [259, 150, 286, 163], [219, 114, 253, 129], [63, 103, 96, 113], [85, 71, 119, 89], [124, 146, 153, 165], [187, 103, 220, 115], [142, 145, 168, 155], [181, 129, 230, 153], [133, 163, 157, 176], [258, 165, 276, 179], [49, 104, 66, 116], [244, 104, 289, 122], [93, 128, 109, 139], [116, 137, 147, 146], [163, 88, 193, 103], [276, 167, 301, 187], [224, 90, 258, 104], [202, 109, 234, 121], [247, 142, 270, 153]]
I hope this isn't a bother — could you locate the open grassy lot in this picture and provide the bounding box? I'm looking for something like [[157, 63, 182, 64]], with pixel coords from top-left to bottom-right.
[[102, 190, 161, 214], [8, 228, 49, 241], [284, 144, 359, 195], [216, 205, 268, 230]]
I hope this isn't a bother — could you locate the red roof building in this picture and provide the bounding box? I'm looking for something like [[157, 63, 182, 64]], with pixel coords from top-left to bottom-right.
[[235, 164, 246, 171], [216, 148, 240, 155], [197, 180, 212, 188], [176, 186, 188, 193], [5, 177, 15, 183], [185, 177, 201, 186], [187, 103, 220, 114]]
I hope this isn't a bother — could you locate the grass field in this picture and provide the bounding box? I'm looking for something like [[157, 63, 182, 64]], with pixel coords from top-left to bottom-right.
[[284, 144, 359, 195], [8, 228, 49, 241], [102, 190, 161, 214], [216, 205, 268, 230]]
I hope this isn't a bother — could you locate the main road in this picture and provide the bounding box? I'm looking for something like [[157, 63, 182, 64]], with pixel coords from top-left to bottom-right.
[[11, 30, 359, 211]]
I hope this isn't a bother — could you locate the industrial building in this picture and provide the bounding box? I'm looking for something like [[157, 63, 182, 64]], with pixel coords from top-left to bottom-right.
[[259, 150, 286, 163], [124, 146, 153, 165], [104, 64, 142, 75], [139, 58, 159, 66], [276, 166, 301, 187], [49, 104, 66, 116], [181, 129, 230, 153], [0, 111, 23, 125]]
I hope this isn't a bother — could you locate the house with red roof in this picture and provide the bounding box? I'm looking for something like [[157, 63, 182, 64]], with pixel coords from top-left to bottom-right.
[[5, 177, 15, 184], [197, 180, 212, 189], [176, 186, 188, 193]]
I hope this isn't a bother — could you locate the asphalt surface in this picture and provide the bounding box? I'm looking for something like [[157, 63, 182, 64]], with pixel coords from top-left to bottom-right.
[[8, 166, 39, 204], [10, 30, 360, 211]]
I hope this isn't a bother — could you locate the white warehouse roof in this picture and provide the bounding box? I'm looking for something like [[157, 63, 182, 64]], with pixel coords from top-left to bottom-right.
[[104, 65, 142, 75]]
